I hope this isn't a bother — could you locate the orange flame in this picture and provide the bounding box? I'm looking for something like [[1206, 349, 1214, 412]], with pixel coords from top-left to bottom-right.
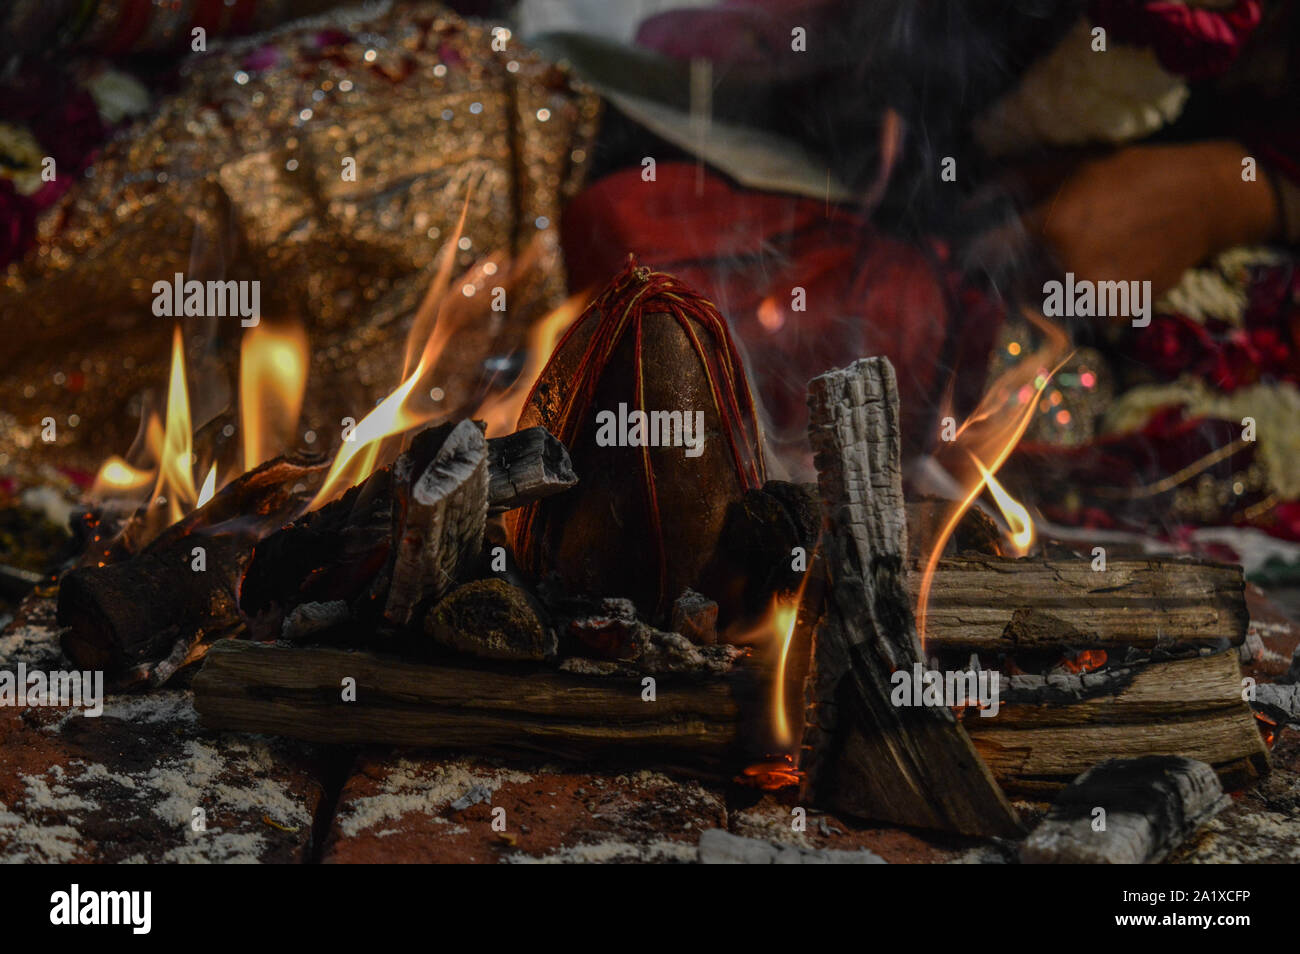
[[475, 292, 588, 437], [969, 453, 1034, 556], [730, 570, 810, 754], [240, 323, 308, 470], [916, 309, 1072, 647], [309, 201, 498, 507], [150, 325, 198, 528], [92, 455, 155, 495], [197, 463, 218, 509]]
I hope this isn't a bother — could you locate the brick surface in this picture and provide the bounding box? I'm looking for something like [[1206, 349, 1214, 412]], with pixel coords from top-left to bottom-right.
[[0, 597, 331, 863], [321, 753, 727, 863]]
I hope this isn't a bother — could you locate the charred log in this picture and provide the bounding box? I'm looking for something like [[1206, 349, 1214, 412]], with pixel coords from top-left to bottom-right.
[[1020, 756, 1230, 864], [797, 356, 1021, 838], [192, 639, 743, 761]]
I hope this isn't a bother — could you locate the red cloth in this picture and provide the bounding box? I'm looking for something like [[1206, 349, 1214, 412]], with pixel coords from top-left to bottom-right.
[[561, 162, 1001, 463], [1088, 0, 1264, 80]]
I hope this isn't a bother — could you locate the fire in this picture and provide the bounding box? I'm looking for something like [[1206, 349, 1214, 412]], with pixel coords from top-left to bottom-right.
[[770, 596, 801, 749], [915, 308, 1072, 646], [309, 206, 478, 507], [151, 325, 199, 528], [1060, 649, 1107, 674], [475, 292, 588, 437], [92, 456, 154, 494], [197, 464, 218, 509], [730, 571, 810, 756], [969, 453, 1034, 556], [240, 323, 308, 470]]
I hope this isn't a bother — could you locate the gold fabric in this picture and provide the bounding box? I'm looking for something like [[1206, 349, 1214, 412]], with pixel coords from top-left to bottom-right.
[[0, 3, 599, 478]]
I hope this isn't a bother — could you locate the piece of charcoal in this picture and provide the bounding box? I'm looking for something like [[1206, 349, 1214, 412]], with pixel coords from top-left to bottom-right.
[[424, 578, 556, 662], [672, 588, 719, 645], [1020, 756, 1229, 864]]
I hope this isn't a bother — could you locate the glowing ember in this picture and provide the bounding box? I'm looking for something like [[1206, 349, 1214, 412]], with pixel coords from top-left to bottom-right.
[[1060, 649, 1107, 674], [736, 755, 803, 791], [1256, 712, 1278, 747], [969, 453, 1034, 556]]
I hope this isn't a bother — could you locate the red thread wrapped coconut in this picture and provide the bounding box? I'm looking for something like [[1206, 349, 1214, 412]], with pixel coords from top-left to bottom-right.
[[508, 259, 766, 619]]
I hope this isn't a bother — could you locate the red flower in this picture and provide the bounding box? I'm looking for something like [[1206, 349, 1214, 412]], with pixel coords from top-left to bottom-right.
[[1088, 0, 1263, 80], [1265, 501, 1300, 542], [1134, 312, 1212, 378]]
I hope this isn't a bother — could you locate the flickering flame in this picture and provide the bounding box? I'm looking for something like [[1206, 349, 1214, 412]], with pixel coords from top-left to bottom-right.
[[240, 323, 308, 470], [915, 309, 1072, 647], [151, 326, 198, 527], [92, 456, 154, 493], [309, 365, 429, 507], [197, 463, 218, 509], [309, 205, 484, 507], [770, 597, 801, 749], [729, 573, 809, 754], [475, 292, 588, 437], [969, 454, 1034, 556]]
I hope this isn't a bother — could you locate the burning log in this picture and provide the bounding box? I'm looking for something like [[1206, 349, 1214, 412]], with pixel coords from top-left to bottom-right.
[[797, 356, 1022, 838], [1019, 756, 1230, 864], [192, 639, 743, 761], [62, 424, 576, 686], [964, 651, 1269, 795], [241, 422, 574, 640], [485, 425, 577, 512], [914, 558, 1248, 655], [382, 420, 488, 627], [58, 454, 329, 688]]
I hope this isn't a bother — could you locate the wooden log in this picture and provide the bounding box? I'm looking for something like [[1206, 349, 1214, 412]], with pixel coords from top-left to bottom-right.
[[242, 423, 573, 636], [63, 424, 575, 683], [1019, 756, 1229, 864], [965, 651, 1270, 795], [192, 640, 742, 762], [913, 558, 1247, 654], [59, 454, 329, 687], [797, 357, 1022, 838], [485, 425, 578, 512], [383, 419, 488, 626]]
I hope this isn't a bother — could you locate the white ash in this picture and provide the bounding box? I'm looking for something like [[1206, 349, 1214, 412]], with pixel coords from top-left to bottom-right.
[[1253, 683, 1300, 726], [0, 616, 66, 671], [0, 801, 83, 863], [282, 600, 351, 640], [505, 837, 698, 864], [698, 828, 886, 864], [334, 758, 532, 838]]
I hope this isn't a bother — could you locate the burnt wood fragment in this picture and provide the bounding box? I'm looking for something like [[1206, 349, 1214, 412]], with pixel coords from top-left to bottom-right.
[[1020, 756, 1229, 864], [797, 356, 1021, 838], [192, 640, 743, 760]]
